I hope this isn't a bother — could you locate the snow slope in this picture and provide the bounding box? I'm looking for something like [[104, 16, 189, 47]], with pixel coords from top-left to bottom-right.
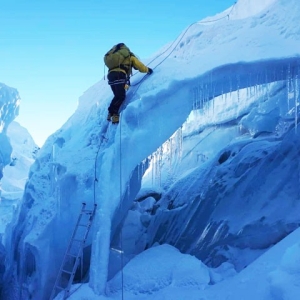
[[65, 228, 300, 300]]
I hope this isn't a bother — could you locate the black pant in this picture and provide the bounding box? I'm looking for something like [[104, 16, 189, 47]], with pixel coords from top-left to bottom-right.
[[107, 71, 127, 115]]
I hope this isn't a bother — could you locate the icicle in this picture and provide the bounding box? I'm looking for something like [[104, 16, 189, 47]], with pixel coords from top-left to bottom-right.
[[192, 87, 195, 111], [141, 158, 147, 177], [158, 147, 162, 187], [210, 97, 213, 121], [178, 126, 183, 161], [155, 151, 158, 187], [295, 74, 299, 132], [151, 154, 155, 187], [159, 145, 163, 187], [236, 73, 240, 102], [153, 152, 157, 186], [264, 72, 270, 103], [169, 138, 173, 175], [246, 85, 249, 101], [151, 147, 162, 188], [199, 85, 202, 110], [255, 73, 259, 95], [155, 148, 159, 187], [192, 84, 203, 111], [198, 85, 202, 110], [51, 144, 61, 215], [164, 138, 171, 180], [137, 159, 141, 181], [287, 64, 292, 112], [264, 83, 270, 101]]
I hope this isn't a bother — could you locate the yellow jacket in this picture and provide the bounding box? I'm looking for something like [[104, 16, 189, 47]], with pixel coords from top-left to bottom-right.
[[109, 55, 149, 76]]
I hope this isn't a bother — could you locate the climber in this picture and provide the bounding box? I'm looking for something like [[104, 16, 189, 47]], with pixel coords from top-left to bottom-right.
[[104, 43, 153, 124]]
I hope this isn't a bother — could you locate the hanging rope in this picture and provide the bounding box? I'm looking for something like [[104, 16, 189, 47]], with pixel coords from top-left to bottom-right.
[[115, 4, 238, 299], [93, 142, 101, 205], [119, 115, 124, 300]]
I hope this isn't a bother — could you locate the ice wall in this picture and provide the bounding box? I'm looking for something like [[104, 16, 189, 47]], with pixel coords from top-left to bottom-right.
[[0, 83, 20, 181], [136, 80, 300, 271], [0, 83, 20, 291]]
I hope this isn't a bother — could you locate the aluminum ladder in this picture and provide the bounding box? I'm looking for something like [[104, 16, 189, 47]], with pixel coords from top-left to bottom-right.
[[49, 202, 97, 300]]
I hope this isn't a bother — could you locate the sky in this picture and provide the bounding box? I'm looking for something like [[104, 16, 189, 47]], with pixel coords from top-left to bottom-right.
[[0, 0, 235, 146], [2, 0, 300, 298]]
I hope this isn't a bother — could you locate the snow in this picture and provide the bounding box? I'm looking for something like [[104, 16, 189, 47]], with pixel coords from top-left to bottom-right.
[[1, 0, 300, 299], [0, 121, 38, 235], [230, 0, 277, 20], [0, 86, 21, 235], [65, 228, 300, 300]]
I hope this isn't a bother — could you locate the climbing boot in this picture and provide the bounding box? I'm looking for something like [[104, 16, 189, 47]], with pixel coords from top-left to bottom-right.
[[111, 114, 119, 124]]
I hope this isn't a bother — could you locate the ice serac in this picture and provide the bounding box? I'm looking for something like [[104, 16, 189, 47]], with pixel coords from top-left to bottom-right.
[[1, 121, 38, 237], [1, 121, 38, 202], [2, 80, 113, 299], [0, 83, 20, 290], [90, 0, 300, 294], [3, 0, 300, 299], [0, 83, 20, 181]]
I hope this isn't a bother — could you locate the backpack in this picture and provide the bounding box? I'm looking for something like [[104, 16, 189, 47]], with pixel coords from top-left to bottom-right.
[[104, 43, 131, 70]]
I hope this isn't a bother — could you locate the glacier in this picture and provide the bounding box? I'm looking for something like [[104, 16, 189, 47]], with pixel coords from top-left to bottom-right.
[[0, 84, 20, 182], [0, 83, 21, 292], [1, 0, 300, 299], [1, 121, 38, 232]]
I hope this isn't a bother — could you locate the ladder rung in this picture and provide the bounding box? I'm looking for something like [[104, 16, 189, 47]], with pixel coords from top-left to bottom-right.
[[55, 285, 65, 290], [73, 239, 84, 243], [66, 253, 78, 258], [82, 210, 93, 214], [78, 223, 89, 227], [62, 269, 74, 275]]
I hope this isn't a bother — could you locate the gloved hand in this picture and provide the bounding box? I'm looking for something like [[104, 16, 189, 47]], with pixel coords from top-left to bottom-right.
[[147, 67, 153, 75], [125, 79, 130, 91]]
